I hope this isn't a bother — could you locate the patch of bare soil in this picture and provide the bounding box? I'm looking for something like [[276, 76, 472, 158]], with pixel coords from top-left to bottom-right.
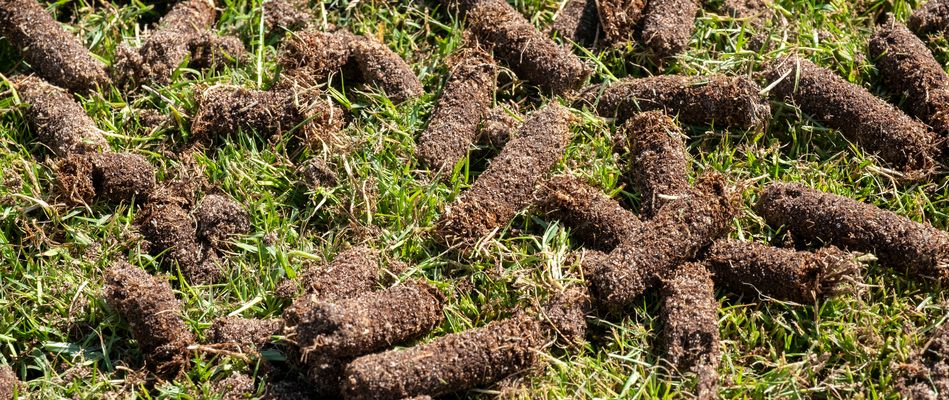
[[264, 0, 311, 31], [597, 0, 647, 45], [575, 74, 770, 128], [9, 76, 109, 157], [137, 0, 217, 85], [641, 0, 697, 57], [436, 103, 574, 245], [533, 174, 641, 252], [0, 364, 20, 399], [104, 261, 194, 377], [908, 0, 949, 37], [207, 317, 281, 350], [214, 372, 256, 400], [0, 0, 109, 93], [417, 47, 496, 172], [281, 245, 379, 326], [755, 182, 949, 285], [351, 38, 424, 104], [478, 105, 521, 148], [340, 313, 542, 400], [661, 262, 720, 399], [899, 324, 949, 399], [720, 0, 772, 29], [550, 0, 600, 47], [194, 193, 250, 248], [468, 1, 592, 95], [541, 285, 590, 345], [762, 55, 935, 173], [622, 111, 689, 218], [188, 32, 249, 70], [56, 153, 156, 205], [278, 28, 364, 84], [137, 202, 222, 283]]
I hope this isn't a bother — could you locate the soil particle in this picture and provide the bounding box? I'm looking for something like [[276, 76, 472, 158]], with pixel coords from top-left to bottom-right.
[[56, 153, 155, 205], [9, 75, 110, 157], [467, 1, 592, 95], [214, 373, 256, 400], [436, 103, 574, 245], [340, 313, 543, 400], [416, 48, 496, 172], [138, 0, 217, 85], [282, 246, 379, 326], [755, 182, 949, 284], [660, 262, 720, 398], [104, 261, 194, 377], [586, 171, 739, 313], [575, 74, 770, 128], [622, 111, 689, 218], [0, 364, 20, 399], [302, 158, 338, 188], [909, 0, 949, 37], [533, 174, 642, 252], [0, 0, 110, 93], [194, 194, 251, 247], [278, 28, 363, 84], [641, 0, 697, 57], [188, 32, 249, 70], [762, 55, 935, 172], [207, 317, 280, 350], [478, 105, 521, 148], [351, 38, 424, 104], [720, 0, 772, 29], [264, 0, 311, 31], [596, 0, 647, 44], [549, 0, 600, 47], [541, 285, 590, 344], [899, 324, 949, 399]]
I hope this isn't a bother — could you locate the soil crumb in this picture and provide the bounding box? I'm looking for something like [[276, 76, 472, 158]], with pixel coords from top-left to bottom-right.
[[264, 0, 311, 31], [278, 28, 363, 84], [436, 103, 573, 245], [351, 38, 424, 104], [541, 285, 591, 345], [104, 261, 194, 377], [762, 55, 935, 172], [660, 262, 720, 399], [341, 313, 542, 400], [909, 0, 949, 37], [720, 0, 772, 29], [575, 74, 770, 128], [478, 105, 521, 148], [137, 0, 217, 85], [194, 194, 251, 247], [468, 1, 592, 95], [188, 32, 249, 70], [641, 0, 697, 57], [0, 364, 20, 400], [0, 0, 110, 93], [417, 47, 496, 172], [214, 373, 256, 400], [898, 324, 949, 399], [597, 0, 647, 44], [207, 317, 280, 350], [10, 75, 109, 157], [137, 202, 222, 283], [550, 0, 600, 47], [622, 111, 689, 218], [755, 182, 949, 285], [534, 174, 642, 252], [282, 245, 379, 325], [56, 153, 155, 205]]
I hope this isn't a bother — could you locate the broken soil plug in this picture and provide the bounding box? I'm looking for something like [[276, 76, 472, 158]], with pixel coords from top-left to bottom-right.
[[137, 202, 222, 284], [541, 285, 591, 345], [281, 245, 379, 326], [136, 0, 217, 85], [661, 262, 721, 400], [207, 317, 281, 351], [908, 0, 949, 38], [597, 0, 647, 45], [550, 0, 600, 47], [56, 153, 155, 205], [194, 193, 251, 248], [641, 0, 697, 57], [478, 105, 522, 148], [278, 28, 364, 84]]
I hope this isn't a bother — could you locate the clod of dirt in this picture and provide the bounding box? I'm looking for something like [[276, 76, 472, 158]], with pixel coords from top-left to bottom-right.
[[264, 0, 311, 31], [720, 0, 772, 29], [597, 0, 647, 44], [9, 75, 109, 157], [762, 55, 935, 172], [194, 194, 251, 247], [0, 364, 20, 400], [549, 0, 600, 47], [214, 373, 256, 400], [586, 172, 739, 313], [755, 182, 949, 285], [641, 0, 697, 57], [541, 285, 590, 344], [305, 353, 354, 397], [351, 38, 424, 104], [302, 158, 338, 188], [188, 33, 249, 70], [137, 0, 217, 85], [282, 246, 379, 325], [660, 262, 720, 399], [104, 261, 194, 377], [137, 202, 222, 283], [478, 105, 521, 148], [575, 75, 770, 128], [870, 17, 949, 145], [298, 280, 445, 359], [704, 239, 859, 304], [898, 324, 949, 399], [908, 0, 949, 37], [56, 153, 155, 205], [436, 103, 574, 245], [207, 317, 281, 350], [340, 314, 542, 400], [416, 48, 496, 172], [278, 29, 364, 84], [467, 1, 592, 95], [534, 174, 642, 252], [623, 111, 690, 218], [0, 0, 109, 93]]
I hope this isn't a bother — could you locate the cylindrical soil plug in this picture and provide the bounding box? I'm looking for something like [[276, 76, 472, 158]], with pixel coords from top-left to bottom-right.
[[138, 0, 217, 85], [56, 153, 156, 205], [282, 246, 379, 325], [622, 110, 690, 218], [908, 0, 949, 37], [351, 38, 424, 104], [641, 0, 698, 57], [597, 0, 647, 44], [10, 76, 110, 158], [550, 0, 600, 47], [661, 262, 720, 399]]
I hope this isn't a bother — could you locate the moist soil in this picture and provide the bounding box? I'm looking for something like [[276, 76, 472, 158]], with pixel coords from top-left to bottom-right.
[[575, 74, 771, 128], [762, 55, 935, 172], [137, 202, 222, 283], [278, 29, 363, 84], [351, 38, 424, 104], [0, 0, 110, 93], [703, 239, 859, 304], [755, 182, 949, 285], [436, 103, 573, 245], [622, 110, 690, 218], [207, 317, 281, 350], [597, 0, 647, 45], [720, 0, 772, 29], [533, 174, 642, 252], [908, 0, 949, 37], [137, 0, 217, 85], [214, 373, 256, 400], [56, 153, 156, 205], [541, 285, 591, 344], [264, 0, 311, 31], [104, 261, 194, 377], [281, 245, 379, 326], [660, 261, 720, 399], [0, 364, 19, 400], [340, 313, 542, 400], [898, 324, 949, 399], [467, 1, 592, 95], [10, 76, 109, 158], [641, 0, 698, 57], [478, 105, 521, 148], [416, 48, 496, 172], [188, 33, 249, 70], [586, 171, 739, 313], [194, 193, 251, 248], [549, 0, 600, 47]]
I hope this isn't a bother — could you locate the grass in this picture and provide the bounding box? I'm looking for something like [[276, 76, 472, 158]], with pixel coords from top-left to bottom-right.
[[1, 0, 948, 398]]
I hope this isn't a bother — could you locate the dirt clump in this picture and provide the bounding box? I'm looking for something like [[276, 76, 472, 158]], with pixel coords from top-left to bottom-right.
[[340, 313, 542, 400], [302, 158, 338, 188], [440, 0, 494, 16], [104, 261, 194, 377], [194, 193, 250, 247], [541, 285, 591, 344], [660, 262, 720, 399], [908, 0, 949, 37], [550, 0, 600, 47], [478, 105, 521, 148], [898, 324, 949, 399], [755, 182, 949, 285], [762, 55, 935, 172], [720, 0, 772, 29], [207, 317, 280, 350], [56, 153, 155, 205], [597, 0, 647, 45], [214, 373, 256, 399], [467, 1, 592, 95], [188, 32, 249, 70], [10, 76, 110, 157], [0, 0, 110, 93], [417, 48, 496, 172], [0, 364, 20, 399], [575, 74, 770, 128], [137, 0, 217, 85], [306, 353, 354, 397], [436, 103, 574, 245], [264, 0, 311, 31], [278, 28, 364, 84], [351, 38, 424, 104], [137, 202, 222, 283], [281, 246, 379, 325], [641, 0, 697, 57], [534, 174, 642, 252], [622, 111, 690, 218]]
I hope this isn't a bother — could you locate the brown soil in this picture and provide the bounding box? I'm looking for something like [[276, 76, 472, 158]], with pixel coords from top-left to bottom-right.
[[416, 48, 496, 172], [137, 202, 222, 283], [898, 324, 949, 399], [351, 38, 424, 104], [703, 239, 859, 304], [104, 261, 194, 377], [478, 105, 521, 148], [467, 1, 592, 95], [0, 364, 19, 399], [550, 0, 600, 47], [56, 153, 156, 205], [622, 111, 689, 218], [720, 0, 772, 29], [194, 193, 251, 247], [261, 380, 319, 400], [278, 29, 363, 84], [281, 245, 379, 325], [660, 262, 720, 399], [137, 0, 217, 85], [436, 103, 574, 245], [188, 33, 249, 70], [541, 285, 591, 344], [214, 372, 256, 400], [870, 17, 949, 146], [306, 353, 354, 397], [597, 0, 647, 44], [762, 55, 935, 172], [575, 74, 771, 128], [264, 0, 311, 31], [755, 182, 949, 285], [9, 75, 109, 157], [440, 0, 495, 16], [908, 0, 949, 37], [0, 0, 110, 93], [340, 313, 542, 400], [641, 0, 697, 57], [302, 158, 338, 188], [533, 174, 642, 252], [207, 317, 280, 350], [585, 171, 739, 313]]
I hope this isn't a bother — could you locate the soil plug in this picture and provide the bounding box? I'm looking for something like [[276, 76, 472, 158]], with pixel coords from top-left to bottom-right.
[[597, 0, 647, 45], [137, 202, 222, 283], [138, 0, 217, 85], [909, 0, 949, 37], [281, 246, 379, 325], [661, 262, 720, 399], [0, 364, 20, 400], [264, 0, 311, 31], [641, 0, 697, 57], [478, 105, 521, 148], [278, 28, 364, 84], [550, 0, 600, 47], [351, 38, 424, 104], [207, 317, 281, 350], [10, 76, 109, 157], [188, 33, 249, 70], [56, 153, 155, 205], [194, 193, 251, 247], [540, 285, 591, 344], [622, 110, 690, 218]]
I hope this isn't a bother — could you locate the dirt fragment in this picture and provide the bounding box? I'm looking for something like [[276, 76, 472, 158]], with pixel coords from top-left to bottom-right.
[[194, 194, 251, 247], [9, 75, 109, 157], [351, 38, 424, 104], [416, 48, 496, 172], [720, 0, 772, 29], [207, 317, 280, 350], [641, 0, 697, 57], [214, 373, 256, 400], [596, 0, 647, 44], [898, 324, 949, 399], [660, 262, 720, 398], [762, 55, 935, 172], [56, 153, 155, 205], [302, 158, 338, 188], [188, 32, 249, 70], [282, 246, 379, 326], [541, 285, 590, 344], [755, 182, 949, 285], [264, 0, 311, 31], [623, 111, 690, 218], [0, 364, 20, 399], [340, 314, 542, 400], [478, 105, 521, 148], [909, 0, 949, 37], [436, 103, 574, 245], [0, 0, 109, 93], [278, 29, 363, 84], [138, 0, 217, 85], [137, 202, 222, 283], [104, 261, 194, 377], [550, 0, 600, 47], [468, 1, 592, 95]]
